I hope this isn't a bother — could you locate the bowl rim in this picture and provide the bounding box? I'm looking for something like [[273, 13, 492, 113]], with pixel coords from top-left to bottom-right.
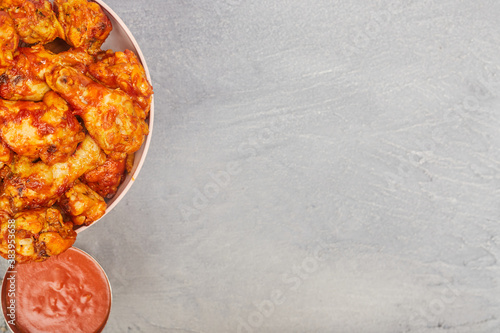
[[76, 0, 154, 233]]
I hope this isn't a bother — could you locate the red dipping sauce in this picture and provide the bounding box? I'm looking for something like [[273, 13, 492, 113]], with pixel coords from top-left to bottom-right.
[[1, 247, 112, 333]]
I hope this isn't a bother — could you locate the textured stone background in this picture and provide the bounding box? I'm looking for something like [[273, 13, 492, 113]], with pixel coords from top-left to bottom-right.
[[4, 0, 500, 332]]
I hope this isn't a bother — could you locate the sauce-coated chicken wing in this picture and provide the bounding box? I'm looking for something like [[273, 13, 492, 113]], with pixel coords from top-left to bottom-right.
[[0, 207, 76, 262], [58, 180, 106, 226], [3, 0, 64, 45], [0, 63, 50, 101], [90, 50, 153, 119], [81, 152, 126, 198], [46, 65, 149, 154], [54, 0, 112, 55], [0, 91, 85, 164], [3, 135, 106, 211], [0, 45, 93, 101]]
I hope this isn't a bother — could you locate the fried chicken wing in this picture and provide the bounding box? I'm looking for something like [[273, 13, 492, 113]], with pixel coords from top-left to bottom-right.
[[81, 152, 126, 198], [90, 50, 153, 119], [0, 91, 85, 164], [0, 11, 18, 76], [0, 207, 76, 263], [59, 180, 106, 226], [54, 0, 112, 55], [0, 45, 93, 101], [46, 65, 149, 154], [3, 135, 106, 210], [3, 0, 64, 45]]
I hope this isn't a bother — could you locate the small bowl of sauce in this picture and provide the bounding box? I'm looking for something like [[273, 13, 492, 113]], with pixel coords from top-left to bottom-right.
[[1, 247, 112, 333]]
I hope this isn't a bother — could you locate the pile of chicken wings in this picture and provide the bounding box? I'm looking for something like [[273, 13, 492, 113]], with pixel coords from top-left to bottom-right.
[[0, 0, 153, 262]]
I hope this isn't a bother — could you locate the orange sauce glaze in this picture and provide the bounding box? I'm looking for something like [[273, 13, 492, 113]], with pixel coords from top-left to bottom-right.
[[3, 247, 111, 333]]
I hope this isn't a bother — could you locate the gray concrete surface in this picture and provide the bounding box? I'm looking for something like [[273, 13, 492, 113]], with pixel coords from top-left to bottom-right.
[[4, 0, 500, 332]]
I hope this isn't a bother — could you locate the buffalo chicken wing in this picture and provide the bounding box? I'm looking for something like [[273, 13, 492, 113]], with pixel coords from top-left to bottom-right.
[[58, 180, 106, 226], [0, 91, 85, 165], [0, 45, 93, 101], [3, 0, 64, 45], [46, 65, 149, 154], [53, 0, 112, 55], [0, 207, 76, 263], [3, 135, 106, 211], [81, 152, 126, 198], [90, 50, 153, 119]]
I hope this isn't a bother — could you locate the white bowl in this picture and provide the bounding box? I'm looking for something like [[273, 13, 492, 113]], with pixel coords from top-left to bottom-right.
[[75, 0, 154, 233]]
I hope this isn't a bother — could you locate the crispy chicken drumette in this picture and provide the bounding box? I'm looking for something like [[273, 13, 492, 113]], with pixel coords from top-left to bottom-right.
[[46, 65, 149, 154], [3, 135, 106, 211]]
